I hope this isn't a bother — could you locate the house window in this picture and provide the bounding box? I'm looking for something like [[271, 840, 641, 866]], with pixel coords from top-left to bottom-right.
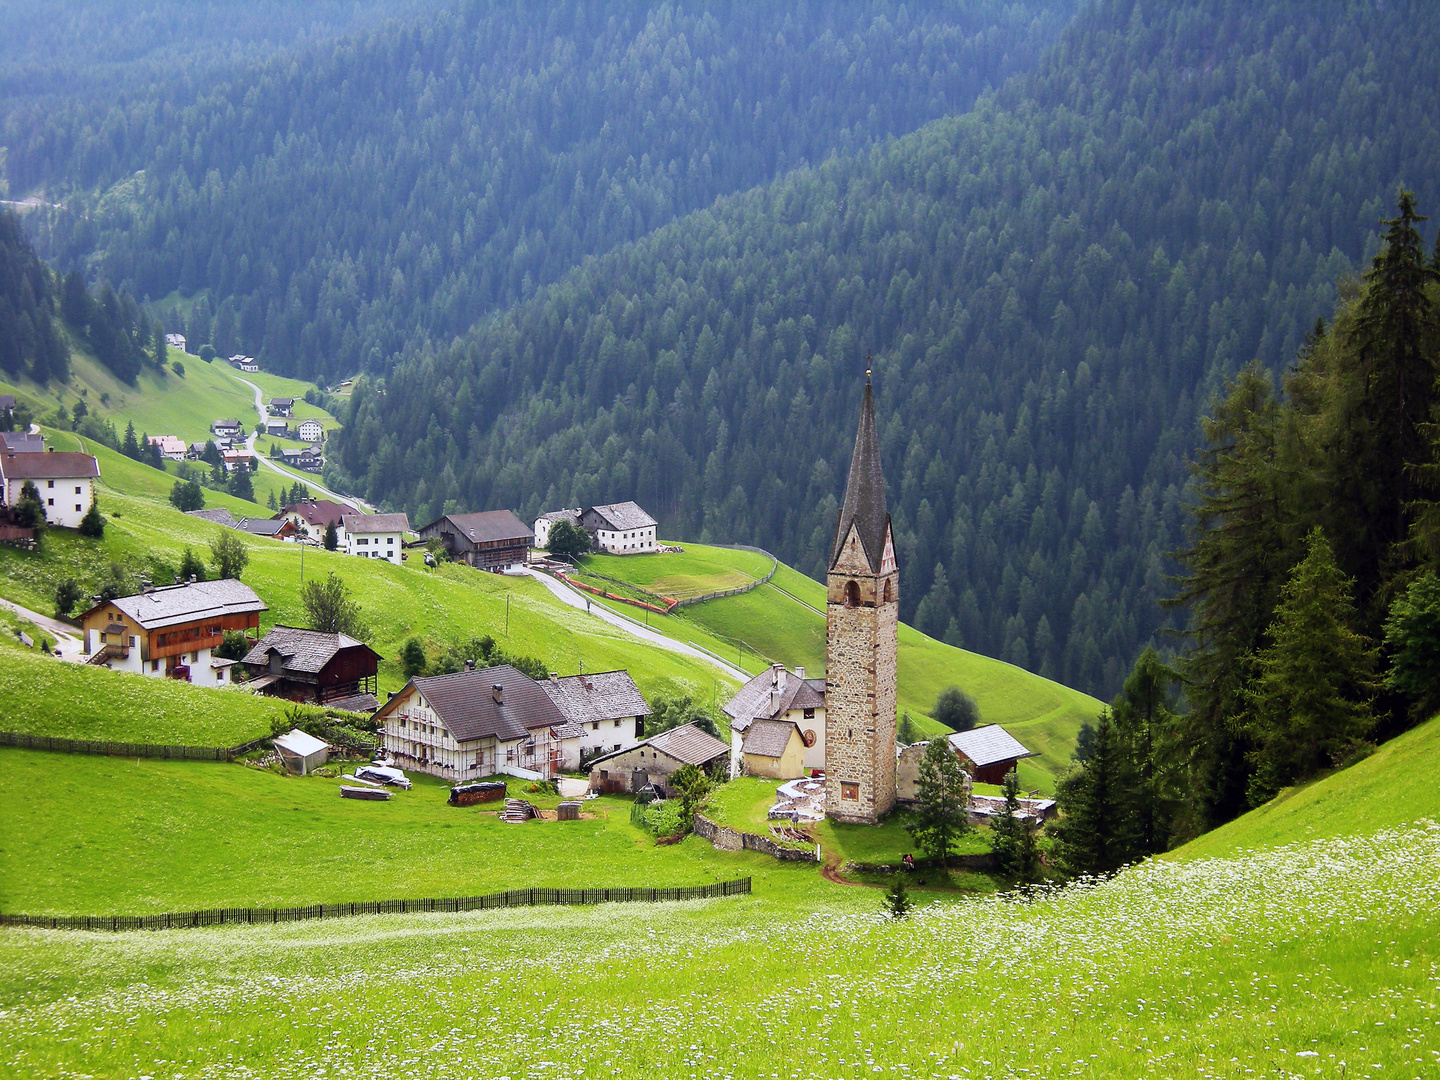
[[841, 781, 859, 800], [75, 486, 82, 494], [613, 718, 621, 727], [47, 498, 54, 507], [47, 480, 54, 489], [803, 708, 815, 720], [217, 668, 226, 682], [151, 660, 160, 672]]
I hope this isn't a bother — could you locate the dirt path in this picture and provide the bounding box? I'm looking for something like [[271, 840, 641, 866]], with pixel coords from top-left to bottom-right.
[[0, 597, 84, 661]]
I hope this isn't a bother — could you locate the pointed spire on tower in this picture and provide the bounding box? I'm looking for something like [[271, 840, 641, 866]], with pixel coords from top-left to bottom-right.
[[830, 369, 890, 572]]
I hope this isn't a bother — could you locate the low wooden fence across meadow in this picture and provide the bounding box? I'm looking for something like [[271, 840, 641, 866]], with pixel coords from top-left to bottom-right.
[[0, 731, 268, 761], [1, 878, 753, 933]]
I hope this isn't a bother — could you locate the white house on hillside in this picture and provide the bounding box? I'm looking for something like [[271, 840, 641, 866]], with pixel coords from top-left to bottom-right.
[[342, 513, 409, 562], [580, 502, 658, 554], [164, 333, 187, 352], [297, 419, 325, 442], [0, 450, 100, 529], [533, 508, 581, 549], [538, 670, 651, 763]]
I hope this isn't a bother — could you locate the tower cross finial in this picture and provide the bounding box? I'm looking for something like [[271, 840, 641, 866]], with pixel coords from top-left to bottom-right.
[[864, 351, 873, 383]]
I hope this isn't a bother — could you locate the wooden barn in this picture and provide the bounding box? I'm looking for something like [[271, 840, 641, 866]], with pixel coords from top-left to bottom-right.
[[418, 510, 533, 571], [947, 724, 1038, 786], [240, 626, 382, 712]]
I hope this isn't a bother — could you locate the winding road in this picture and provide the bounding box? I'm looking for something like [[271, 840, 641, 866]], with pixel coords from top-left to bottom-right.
[[0, 597, 84, 661], [522, 568, 749, 683], [232, 375, 374, 511]]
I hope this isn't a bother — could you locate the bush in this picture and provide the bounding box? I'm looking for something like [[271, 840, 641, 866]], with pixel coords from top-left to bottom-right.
[[53, 578, 83, 618], [77, 500, 105, 538], [933, 686, 981, 732], [198, 344, 216, 362], [641, 799, 685, 838]]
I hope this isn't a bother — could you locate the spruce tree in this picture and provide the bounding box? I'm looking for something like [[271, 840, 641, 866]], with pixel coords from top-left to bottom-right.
[[883, 877, 913, 919], [1383, 572, 1440, 723], [1244, 528, 1378, 805], [323, 520, 338, 550], [121, 421, 140, 460], [77, 498, 104, 538], [1110, 648, 1181, 854], [905, 738, 971, 871], [1051, 710, 1138, 877], [990, 769, 1024, 878]]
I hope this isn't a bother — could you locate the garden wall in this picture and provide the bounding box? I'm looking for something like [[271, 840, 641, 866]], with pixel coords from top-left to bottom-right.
[[693, 813, 820, 862]]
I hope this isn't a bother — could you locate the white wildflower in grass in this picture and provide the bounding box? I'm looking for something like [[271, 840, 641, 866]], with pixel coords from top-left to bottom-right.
[[1, 824, 1438, 1077]]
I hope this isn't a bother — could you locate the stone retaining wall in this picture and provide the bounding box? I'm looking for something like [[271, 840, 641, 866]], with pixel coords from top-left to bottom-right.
[[693, 813, 820, 862]]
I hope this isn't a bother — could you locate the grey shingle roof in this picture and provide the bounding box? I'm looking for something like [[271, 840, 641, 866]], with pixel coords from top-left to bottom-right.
[[422, 510, 532, 545], [186, 508, 239, 528], [97, 579, 267, 631], [537, 508, 581, 523], [0, 432, 44, 453], [723, 666, 825, 722], [585, 722, 730, 770], [241, 626, 378, 674], [947, 724, 1037, 768], [742, 719, 800, 759], [342, 513, 410, 534], [540, 670, 651, 724], [235, 517, 290, 537], [830, 377, 890, 573], [584, 501, 657, 531], [393, 665, 566, 744]]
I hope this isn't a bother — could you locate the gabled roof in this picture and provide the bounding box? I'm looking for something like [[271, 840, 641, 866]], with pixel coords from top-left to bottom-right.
[[342, 513, 410, 534], [273, 728, 328, 758], [213, 418, 242, 428], [830, 376, 890, 573], [540, 670, 651, 724], [421, 510, 532, 545], [947, 724, 1037, 768], [0, 432, 44, 453], [241, 625, 379, 674], [235, 517, 295, 538], [280, 499, 356, 527], [86, 579, 267, 631], [377, 665, 565, 744], [587, 723, 729, 769], [723, 666, 825, 723], [583, 501, 657, 531], [0, 450, 99, 480], [741, 719, 800, 759], [270, 397, 295, 406], [186, 508, 239, 528], [537, 508, 581, 524]]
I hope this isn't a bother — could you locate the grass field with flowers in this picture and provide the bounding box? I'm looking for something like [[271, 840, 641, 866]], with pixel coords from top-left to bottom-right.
[[0, 820, 1435, 1078]]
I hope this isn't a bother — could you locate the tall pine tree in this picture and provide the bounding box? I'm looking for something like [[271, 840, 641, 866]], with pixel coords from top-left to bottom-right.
[[1051, 710, 1139, 877]]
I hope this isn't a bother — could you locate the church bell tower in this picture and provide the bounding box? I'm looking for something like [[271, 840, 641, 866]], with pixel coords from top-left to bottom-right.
[[824, 370, 899, 824]]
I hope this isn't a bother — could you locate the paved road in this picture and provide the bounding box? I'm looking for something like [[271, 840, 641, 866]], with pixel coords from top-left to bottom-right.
[[522, 568, 749, 683], [232, 375, 374, 511], [0, 597, 84, 661]]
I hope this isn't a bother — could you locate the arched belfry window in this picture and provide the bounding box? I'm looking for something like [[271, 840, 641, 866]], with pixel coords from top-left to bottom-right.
[[844, 580, 861, 607]]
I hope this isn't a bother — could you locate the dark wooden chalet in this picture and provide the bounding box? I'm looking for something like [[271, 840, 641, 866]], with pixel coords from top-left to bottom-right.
[[418, 510, 533, 570], [240, 625, 382, 712], [947, 724, 1039, 786]]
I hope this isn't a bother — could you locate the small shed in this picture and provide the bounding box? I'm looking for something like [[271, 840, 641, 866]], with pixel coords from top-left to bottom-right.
[[947, 724, 1038, 786], [741, 719, 806, 780], [273, 728, 329, 775]]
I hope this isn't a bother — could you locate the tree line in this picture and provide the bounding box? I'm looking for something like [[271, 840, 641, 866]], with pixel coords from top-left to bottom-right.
[[328, 0, 1440, 698], [1055, 192, 1440, 870]]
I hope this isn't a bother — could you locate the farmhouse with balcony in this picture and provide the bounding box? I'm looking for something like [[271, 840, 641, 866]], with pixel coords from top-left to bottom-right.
[[0, 450, 100, 530], [79, 578, 266, 685], [538, 669, 651, 764], [297, 418, 325, 443], [277, 498, 356, 542], [240, 626, 381, 712], [374, 665, 581, 781], [586, 723, 729, 794], [419, 510, 532, 570], [280, 446, 323, 471], [343, 512, 409, 562], [268, 397, 295, 417], [212, 419, 243, 438], [723, 663, 826, 778]]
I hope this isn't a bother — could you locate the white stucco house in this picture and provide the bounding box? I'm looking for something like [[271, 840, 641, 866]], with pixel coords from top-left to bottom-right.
[[342, 513, 410, 562], [538, 669, 651, 766], [723, 663, 827, 778], [580, 502, 658, 553], [297, 419, 325, 442], [0, 450, 100, 529]]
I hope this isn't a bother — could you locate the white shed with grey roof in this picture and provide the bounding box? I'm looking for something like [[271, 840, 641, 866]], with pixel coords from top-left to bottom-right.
[[273, 728, 329, 775]]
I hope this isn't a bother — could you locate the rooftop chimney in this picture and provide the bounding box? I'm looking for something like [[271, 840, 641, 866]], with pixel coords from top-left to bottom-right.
[[770, 688, 781, 714], [548, 672, 558, 682], [771, 663, 786, 692], [492, 683, 504, 704], [464, 659, 475, 672], [795, 666, 805, 680]]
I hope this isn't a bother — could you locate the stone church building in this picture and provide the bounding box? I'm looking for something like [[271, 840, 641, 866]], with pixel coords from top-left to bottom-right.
[[824, 373, 900, 825]]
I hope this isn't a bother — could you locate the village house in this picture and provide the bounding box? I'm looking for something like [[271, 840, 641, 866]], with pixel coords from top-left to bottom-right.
[[164, 333, 187, 352], [281, 446, 323, 472], [186, 441, 209, 460], [947, 724, 1040, 785], [263, 418, 289, 438], [723, 663, 826, 778], [241, 625, 381, 712], [228, 355, 259, 372], [739, 719, 807, 779], [268, 397, 295, 417], [0, 431, 44, 453], [277, 498, 356, 543], [221, 449, 252, 473], [297, 418, 325, 443], [374, 665, 581, 781], [342, 512, 409, 562], [0, 394, 15, 415], [586, 723, 730, 794], [580, 502, 658, 554], [419, 510, 532, 571], [533, 508, 581, 550], [212, 418, 243, 439], [235, 517, 300, 540], [79, 578, 266, 684], [538, 669, 651, 765], [0, 450, 100, 529], [146, 435, 188, 462]]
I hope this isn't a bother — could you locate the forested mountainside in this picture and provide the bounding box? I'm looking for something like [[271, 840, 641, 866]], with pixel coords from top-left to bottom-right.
[[332, 0, 1440, 698], [0, 0, 441, 194], [20, 0, 1076, 379]]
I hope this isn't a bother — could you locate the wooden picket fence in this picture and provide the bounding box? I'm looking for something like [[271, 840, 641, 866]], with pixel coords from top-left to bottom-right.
[[0, 730, 269, 761], [0, 878, 752, 933]]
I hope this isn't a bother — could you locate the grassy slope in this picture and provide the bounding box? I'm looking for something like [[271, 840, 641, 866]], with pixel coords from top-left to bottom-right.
[[580, 543, 773, 600], [596, 547, 1103, 791], [1172, 714, 1440, 862], [0, 634, 282, 746]]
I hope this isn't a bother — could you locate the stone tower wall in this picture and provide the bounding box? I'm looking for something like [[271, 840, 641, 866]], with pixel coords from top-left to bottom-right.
[[824, 557, 899, 824]]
